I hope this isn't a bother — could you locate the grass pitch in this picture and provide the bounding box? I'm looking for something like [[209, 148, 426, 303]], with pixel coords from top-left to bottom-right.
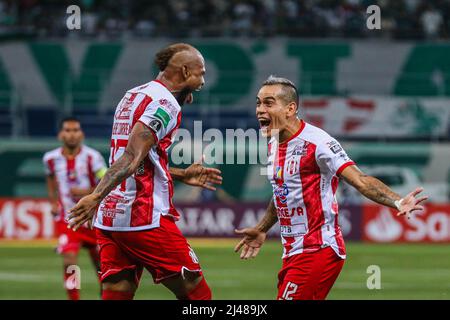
[[0, 239, 449, 300]]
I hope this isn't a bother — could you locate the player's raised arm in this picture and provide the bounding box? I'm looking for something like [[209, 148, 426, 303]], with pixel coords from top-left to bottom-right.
[[339, 165, 428, 219], [234, 198, 277, 260], [67, 122, 156, 230]]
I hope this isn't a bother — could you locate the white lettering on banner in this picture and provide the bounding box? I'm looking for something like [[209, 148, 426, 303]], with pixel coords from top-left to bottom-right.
[[364, 205, 450, 243], [16, 201, 39, 239], [238, 210, 260, 230], [427, 213, 449, 241], [239, 209, 280, 236], [0, 200, 55, 239], [405, 213, 427, 241], [405, 211, 450, 242], [0, 202, 15, 238], [177, 207, 235, 235], [177, 208, 200, 233], [42, 202, 54, 238]]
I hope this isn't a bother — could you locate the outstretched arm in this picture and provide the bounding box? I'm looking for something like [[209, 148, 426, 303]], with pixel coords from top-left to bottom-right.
[[67, 122, 156, 230], [169, 157, 222, 191], [234, 199, 277, 259], [340, 165, 428, 219]]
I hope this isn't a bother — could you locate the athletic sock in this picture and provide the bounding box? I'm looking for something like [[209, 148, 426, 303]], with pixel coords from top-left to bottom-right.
[[178, 277, 212, 300]]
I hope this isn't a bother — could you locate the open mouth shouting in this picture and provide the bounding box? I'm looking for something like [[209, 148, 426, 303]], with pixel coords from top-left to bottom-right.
[[258, 117, 271, 136]]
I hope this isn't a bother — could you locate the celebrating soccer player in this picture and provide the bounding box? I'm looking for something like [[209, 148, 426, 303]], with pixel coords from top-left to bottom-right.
[[67, 43, 222, 300], [234, 76, 428, 300], [43, 117, 107, 300]]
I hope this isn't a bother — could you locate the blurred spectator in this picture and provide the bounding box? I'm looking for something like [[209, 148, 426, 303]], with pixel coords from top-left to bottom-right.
[[0, 0, 449, 40], [421, 5, 443, 39]]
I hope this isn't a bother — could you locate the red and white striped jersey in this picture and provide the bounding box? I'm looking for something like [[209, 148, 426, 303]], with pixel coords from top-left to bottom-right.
[[267, 120, 355, 259], [94, 80, 181, 231], [43, 145, 106, 221]]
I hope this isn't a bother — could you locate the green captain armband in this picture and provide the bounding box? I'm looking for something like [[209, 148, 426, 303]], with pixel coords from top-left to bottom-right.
[[95, 168, 107, 179]]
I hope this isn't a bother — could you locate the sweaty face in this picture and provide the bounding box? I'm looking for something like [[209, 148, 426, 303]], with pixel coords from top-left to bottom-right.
[[59, 121, 83, 149], [256, 85, 290, 138]]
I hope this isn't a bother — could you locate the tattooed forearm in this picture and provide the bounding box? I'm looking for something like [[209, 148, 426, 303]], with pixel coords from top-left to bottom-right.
[[92, 150, 137, 200], [349, 173, 401, 208], [256, 199, 278, 233], [92, 125, 155, 200]]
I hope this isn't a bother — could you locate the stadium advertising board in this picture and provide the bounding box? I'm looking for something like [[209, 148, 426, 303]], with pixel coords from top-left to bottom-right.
[[0, 198, 54, 239], [0, 198, 362, 240], [362, 204, 450, 243], [2, 198, 448, 243]]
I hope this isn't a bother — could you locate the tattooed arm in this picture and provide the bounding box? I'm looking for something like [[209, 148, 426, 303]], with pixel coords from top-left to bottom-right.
[[340, 165, 428, 219], [255, 198, 278, 233], [234, 199, 277, 259], [67, 122, 156, 230]]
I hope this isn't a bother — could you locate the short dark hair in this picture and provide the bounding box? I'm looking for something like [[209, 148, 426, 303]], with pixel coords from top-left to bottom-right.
[[59, 117, 81, 130], [154, 43, 195, 71], [262, 75, 299, 107]]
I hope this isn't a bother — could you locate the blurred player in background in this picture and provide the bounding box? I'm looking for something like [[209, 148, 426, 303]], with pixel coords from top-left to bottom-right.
[[235, 76, 428, 300], [67, 43, 222, 300], [43, 117, 107, 300]]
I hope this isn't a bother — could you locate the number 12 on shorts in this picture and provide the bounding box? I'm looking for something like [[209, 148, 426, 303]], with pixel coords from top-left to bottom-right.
[[280, 281, 298, 300]]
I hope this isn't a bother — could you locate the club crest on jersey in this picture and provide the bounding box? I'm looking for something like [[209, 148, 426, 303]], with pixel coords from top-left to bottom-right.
[[327, 140, 342, 154], [287, 158, 299, 175], [67, 170, 77, 182], [274, 183, 289, 204]]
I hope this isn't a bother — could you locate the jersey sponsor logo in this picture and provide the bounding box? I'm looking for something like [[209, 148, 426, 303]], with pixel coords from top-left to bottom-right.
[[159, 98, 178, 118], [115, 97, 133, 120], [148, 119, 162, 133], [154, 107, 172, 127], [291, 144, 307, 156], [277, 206, 304, 218], [327, 140, 343, 154], [99, 196, 127, 219], [280, 223, 307, 237], [99, 206, 124, 219], [274, 183, 289, 204], [104, 195, 129, 205]]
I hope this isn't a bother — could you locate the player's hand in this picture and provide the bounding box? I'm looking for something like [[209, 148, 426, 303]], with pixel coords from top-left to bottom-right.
[[396, 187, 428, 219], [183, 155, 222, 191], [67, 193, 101, 231], [234, 228, 267, 260]]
